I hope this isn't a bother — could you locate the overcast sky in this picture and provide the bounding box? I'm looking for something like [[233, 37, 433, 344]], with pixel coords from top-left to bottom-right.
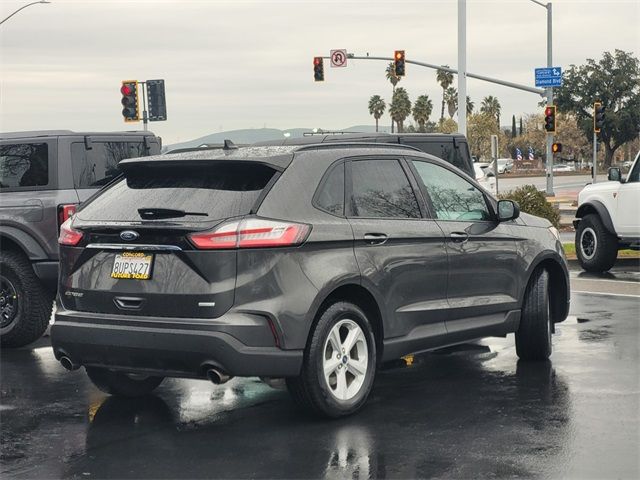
[[1, 0, 638, 144]]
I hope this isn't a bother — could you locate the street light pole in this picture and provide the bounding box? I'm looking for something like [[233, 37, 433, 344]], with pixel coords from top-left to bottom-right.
[[458, 0, 467, 136], [530, 0, 554, 196], [0, 1, 50, 27]]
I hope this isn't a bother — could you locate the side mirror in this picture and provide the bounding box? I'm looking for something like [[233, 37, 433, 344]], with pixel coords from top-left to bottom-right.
[[497, 199, 520, 222], [607, 167, 622, 182], [485, 170, 495, 178]]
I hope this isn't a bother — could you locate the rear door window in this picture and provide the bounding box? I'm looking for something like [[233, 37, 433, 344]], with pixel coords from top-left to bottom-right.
[[349, 159, 420, 218], [71, 141, 150, 188], [314, 163, 344, 216], [77, 163, 277, 224], [0, 143, 49, 189]]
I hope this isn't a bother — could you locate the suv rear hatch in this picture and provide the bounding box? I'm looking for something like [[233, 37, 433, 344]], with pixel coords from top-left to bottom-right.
[[59, 159, 280, 319]]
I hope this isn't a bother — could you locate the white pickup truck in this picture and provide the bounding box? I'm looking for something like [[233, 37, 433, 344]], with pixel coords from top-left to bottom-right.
[[573, 151, 640, 272]]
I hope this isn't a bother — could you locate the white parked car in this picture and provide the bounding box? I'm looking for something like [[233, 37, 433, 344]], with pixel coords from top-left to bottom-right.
[[474, 164, 497, 195], [573, 151, 640, 271], [487, 158, 513, 174], [553, 164, 575, 173]]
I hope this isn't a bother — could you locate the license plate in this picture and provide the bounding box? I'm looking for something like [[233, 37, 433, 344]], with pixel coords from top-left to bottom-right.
[[111, 252, 154, 280]]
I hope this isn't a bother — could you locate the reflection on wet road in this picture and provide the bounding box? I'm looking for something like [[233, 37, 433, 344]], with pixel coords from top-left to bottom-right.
[[1, 292, 638, 479]]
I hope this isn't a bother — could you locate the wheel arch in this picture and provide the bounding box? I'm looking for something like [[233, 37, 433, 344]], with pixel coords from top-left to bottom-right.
[[575, 201, 616, 237], [306, 282, 385, 361], [0, 226, 49, 261], [521, 252, 570, 324]]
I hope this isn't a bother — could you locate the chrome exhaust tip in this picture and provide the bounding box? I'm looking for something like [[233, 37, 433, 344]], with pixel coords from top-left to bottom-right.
[[59, 356, 80, 371], [206, 368, 231, 385]]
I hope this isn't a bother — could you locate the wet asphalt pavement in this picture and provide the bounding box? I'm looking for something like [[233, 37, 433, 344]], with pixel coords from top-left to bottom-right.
[[2, 267, 639, 479]]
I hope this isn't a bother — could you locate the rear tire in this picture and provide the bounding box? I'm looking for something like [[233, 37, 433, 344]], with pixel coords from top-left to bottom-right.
[[286, 301, 376, 418], [575, 214, 618, 272], [0, 250, 53, 348], [516, 268, 552, 361], [86, 367, 164, 397]]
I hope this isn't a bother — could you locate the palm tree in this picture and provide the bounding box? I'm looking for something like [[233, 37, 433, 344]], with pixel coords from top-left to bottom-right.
[[368, 95, 386, 132], [385, 62, 401, 132], [412, 95, 433, 132], [466, 96, 474, 115], [444, 87, 458, 118], [480, 95, 502, 126], [389, 87, 411, 133], [436, 68, 454, 122]]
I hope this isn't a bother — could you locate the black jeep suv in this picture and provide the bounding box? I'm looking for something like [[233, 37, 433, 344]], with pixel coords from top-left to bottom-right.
[[51, 143, 569, 417], [0, 130, 161, 347]]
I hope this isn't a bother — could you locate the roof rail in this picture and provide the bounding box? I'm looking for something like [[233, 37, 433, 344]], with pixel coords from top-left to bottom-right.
[[295, 142, 421, 153], [302, 130, 366, 136]]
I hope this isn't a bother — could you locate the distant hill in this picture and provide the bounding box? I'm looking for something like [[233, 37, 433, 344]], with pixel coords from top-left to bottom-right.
[[164, 125, 391, 152]]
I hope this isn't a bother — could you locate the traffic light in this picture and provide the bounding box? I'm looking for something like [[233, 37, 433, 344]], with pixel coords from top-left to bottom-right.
[[147, 79, 167, 121], [120, 80, 139, 122], [394, 50, 406, 76], [594, 102, 605, 133], [544, 105, 556, 133], [313, 57, 324, 82], [552, 142, 562, 154]]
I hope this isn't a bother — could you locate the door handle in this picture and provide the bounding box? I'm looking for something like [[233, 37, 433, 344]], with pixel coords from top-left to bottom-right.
[[114, 296, 145, 311], [363, 233, 389, 245], [450, 232, 469, 243]]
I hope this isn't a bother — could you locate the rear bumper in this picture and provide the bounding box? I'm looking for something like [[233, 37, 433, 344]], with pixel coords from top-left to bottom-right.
[[50, 308, 303, 379]]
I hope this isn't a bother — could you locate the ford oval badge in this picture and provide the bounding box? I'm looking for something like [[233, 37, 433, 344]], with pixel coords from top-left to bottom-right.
[[120, 230, 139, 241]]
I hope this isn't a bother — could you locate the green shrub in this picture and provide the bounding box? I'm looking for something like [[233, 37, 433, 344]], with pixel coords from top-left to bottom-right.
[[498, 184, 560, 228]]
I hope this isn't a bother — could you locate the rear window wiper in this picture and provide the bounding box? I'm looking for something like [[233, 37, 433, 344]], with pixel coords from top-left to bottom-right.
[[137, 208, 209, 220]]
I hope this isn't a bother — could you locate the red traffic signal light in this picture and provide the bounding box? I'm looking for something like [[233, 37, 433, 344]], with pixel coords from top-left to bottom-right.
[[120, 84, 133, 96], [313, 57, 324, 82], [544, 105, 556, 133], [120, 80, 139, 122], [394, 50, 405, 76], [552, 143, 562, 153]]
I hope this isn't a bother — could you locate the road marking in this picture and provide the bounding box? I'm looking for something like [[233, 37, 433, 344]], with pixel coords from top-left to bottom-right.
[[573, 290, 640, 298], [570, 277, 640, 285]]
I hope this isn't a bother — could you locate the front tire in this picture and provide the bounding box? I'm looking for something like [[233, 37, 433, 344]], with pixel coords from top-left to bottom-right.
[[286, 301, 376, 418], [575, 213, 618, 272], [0, 250, 53, 348], [516, 268, 552, 361], [86, 367, 164, 397]]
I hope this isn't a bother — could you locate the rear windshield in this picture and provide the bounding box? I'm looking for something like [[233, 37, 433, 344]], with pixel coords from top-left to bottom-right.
[[77, 163, 276, 223], [402, 140, 473, 177]]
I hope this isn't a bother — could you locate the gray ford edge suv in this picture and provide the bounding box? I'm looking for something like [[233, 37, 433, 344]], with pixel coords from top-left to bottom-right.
[[51, 143, 570, 417]]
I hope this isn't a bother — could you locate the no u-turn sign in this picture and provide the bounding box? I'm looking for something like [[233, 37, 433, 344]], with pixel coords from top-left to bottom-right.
[[330, 49, 348, 68]]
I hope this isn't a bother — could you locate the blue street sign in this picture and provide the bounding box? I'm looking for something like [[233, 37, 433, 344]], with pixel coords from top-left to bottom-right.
[[535, 67, 563, 87]]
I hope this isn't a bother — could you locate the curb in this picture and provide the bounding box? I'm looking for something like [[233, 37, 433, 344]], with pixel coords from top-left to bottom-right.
[[566, 257, 640, 269]]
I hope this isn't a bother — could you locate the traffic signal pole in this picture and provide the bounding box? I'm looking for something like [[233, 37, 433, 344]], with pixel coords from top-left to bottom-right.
[[529, 0, 554, 195], [592, 131, 598, 183], [324, 55, 545, 96], [545, 2, 554, 196], [140, 81, 149, 131]]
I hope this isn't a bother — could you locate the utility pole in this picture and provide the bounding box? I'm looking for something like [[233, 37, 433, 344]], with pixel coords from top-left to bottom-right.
[[458, 0, 467, 136]]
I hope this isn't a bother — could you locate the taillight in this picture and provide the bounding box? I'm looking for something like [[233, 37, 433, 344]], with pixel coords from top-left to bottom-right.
[[58, 204, 77, 229], [189, 218, 311, 250], [58, 218, 83, 246]]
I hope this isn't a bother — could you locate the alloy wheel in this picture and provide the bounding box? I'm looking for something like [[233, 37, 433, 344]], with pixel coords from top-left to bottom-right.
[[0, 276, 18, 329], [580, 227, 597, 260], [322, 319, 369, 401]]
